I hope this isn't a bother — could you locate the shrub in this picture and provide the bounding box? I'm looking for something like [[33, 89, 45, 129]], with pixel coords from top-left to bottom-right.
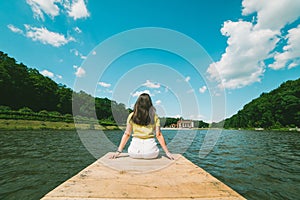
[[18, 107, 34, 113]]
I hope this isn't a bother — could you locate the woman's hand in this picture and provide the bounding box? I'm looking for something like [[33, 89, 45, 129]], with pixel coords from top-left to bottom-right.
[[109, 151, 121, 159], [166, 152, 175, 160]]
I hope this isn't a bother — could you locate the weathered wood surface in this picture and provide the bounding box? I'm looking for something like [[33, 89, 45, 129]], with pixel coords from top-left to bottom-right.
[[41, 153, 246, 200]]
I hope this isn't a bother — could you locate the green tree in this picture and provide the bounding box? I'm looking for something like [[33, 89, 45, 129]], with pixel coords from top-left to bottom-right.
[[56, 84, 73, 114], [224, 78, 300, 129]]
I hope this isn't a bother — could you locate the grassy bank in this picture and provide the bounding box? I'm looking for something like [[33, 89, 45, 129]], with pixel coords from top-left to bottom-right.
[[0, 119, 121, 131]]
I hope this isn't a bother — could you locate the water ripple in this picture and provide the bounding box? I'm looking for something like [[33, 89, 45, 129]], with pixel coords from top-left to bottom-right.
[[0, 130, 299, 200]]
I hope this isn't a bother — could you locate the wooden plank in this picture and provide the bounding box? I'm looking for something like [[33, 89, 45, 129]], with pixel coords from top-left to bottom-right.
[[41, 153, 246, 200]]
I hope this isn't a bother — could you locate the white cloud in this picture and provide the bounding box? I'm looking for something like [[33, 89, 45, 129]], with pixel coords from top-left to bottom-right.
[[242, 0, 300, 30], [75, 67, 85, 77], [185, 76, 191, 82], [40, 69, 63, 79], [26, 0, 60, 21], [66, 0, 90, 20], [80, 55, 87, 60], [56, 74, 63, 79], [98, 81, 111, 88], [73, 65, 78, 69], [187, 89, 194, 94], [26, 0, 90, 21], [196, 114, 206, 120], [207, 0, 300, 89], [154, 90, 161, 95], [74, 26, 82, 33], [92, 50, 96, 55], [142, 80, 160, 88], [70, 48, 86, 59], [189, 114, 203, 120], [155, 100, 162, 105], [288, 62, 298, 69], [7, 24, 23, 34], [170, 114, 181, 119], [207, 20, 279, 89], [164, 86, 169, 93], [25, 25, 75, 47], [213, 91, 221, 97], [40, 69, 54, 78], [131, 90, 152, 97], [269, 24, 300, 70], [176, 76, 191, 83], [70, 49, 79, 56], [199, 86, 207, 93]]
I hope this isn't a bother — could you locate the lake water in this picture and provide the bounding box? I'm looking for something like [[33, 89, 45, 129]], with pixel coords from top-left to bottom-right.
[[0, 129, 299, 199]]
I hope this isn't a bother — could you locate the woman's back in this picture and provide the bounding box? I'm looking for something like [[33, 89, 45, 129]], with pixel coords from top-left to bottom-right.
[[127, 112, 160, 139]]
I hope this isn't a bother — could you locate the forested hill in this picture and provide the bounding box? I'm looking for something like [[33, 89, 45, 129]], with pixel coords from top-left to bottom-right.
[[224, 78, 300, 129], [0, 51, 129, 123]]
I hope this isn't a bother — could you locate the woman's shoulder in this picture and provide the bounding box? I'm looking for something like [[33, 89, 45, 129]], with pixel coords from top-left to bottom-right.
[[127, 112, 134, 121], [128, 112, 134, 117], [154, 113, 160, 121]]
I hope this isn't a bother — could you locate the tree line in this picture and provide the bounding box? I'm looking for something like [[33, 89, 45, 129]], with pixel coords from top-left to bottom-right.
[[3, 51, 298, 129], [1, 51, 194, 126], [224, 78, 300, 129], [0, 51, 130, 124]]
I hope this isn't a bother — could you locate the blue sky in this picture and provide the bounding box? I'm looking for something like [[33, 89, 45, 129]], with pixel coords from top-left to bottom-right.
[[1, 0, 300, 122]]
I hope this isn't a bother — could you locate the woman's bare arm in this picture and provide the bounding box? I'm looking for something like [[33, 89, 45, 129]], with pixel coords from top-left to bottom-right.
[[155, 126, 174, 160], [117, 125, 131, 152], [110, 123, 132, 159]]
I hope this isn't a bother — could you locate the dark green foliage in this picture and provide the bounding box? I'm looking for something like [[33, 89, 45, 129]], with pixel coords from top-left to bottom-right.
[[159, 117, 180, 127], [0, 106, 12, 111], [56, 84, 73, 114], [224, 78, 300, 129], [111, 100, 130, 125], [0, 51, 129, 124], [72, 91, 96, 118], [197, 120, 209, 128], [0, 107, 74, 122], [0, 51, 63, 112]]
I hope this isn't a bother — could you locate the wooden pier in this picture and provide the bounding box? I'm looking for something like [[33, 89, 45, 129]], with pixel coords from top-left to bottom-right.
[[41, 153, 246, 200]]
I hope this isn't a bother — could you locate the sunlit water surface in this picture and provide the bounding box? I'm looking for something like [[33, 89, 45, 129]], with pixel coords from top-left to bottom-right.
[[0, 130, 299, 199]]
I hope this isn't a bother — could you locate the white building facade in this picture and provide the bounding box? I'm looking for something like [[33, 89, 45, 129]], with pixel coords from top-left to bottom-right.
[[177, 120, 194, 128]]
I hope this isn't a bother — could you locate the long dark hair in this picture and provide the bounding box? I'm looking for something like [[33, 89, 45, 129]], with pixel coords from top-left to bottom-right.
[[131, 93, 156, 126]]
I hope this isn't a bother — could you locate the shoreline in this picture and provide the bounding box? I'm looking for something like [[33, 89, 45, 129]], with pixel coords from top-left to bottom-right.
[[161, 127, 213, 130], [0, 119, 298, 132], [0, 119, 121, 131]]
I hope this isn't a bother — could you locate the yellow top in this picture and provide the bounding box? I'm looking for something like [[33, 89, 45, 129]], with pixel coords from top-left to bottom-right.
[[127, 112, 160, 139]]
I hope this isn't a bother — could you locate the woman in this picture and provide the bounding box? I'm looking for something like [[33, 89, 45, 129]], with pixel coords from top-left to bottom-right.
[[110, 93, 174, 160]]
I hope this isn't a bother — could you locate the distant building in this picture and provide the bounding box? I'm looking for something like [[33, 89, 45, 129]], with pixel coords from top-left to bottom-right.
[[170, 123, 177, 128], [177, 120, 194, 128]]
